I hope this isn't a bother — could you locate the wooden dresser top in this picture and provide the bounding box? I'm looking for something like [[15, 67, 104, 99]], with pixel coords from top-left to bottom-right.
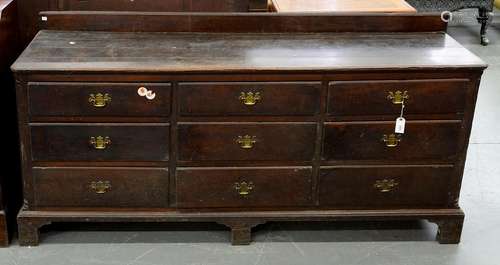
[[12, 30, 486, 73]]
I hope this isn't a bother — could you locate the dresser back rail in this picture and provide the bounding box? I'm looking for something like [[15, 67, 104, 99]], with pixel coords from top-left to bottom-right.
[[38, 11, 448, 33]]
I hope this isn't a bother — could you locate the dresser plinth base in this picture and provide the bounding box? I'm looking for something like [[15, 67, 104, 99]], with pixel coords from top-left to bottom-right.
[[217, 220, 266, 245], [17, 208, 465, 246], [429, 215, 465, 244]]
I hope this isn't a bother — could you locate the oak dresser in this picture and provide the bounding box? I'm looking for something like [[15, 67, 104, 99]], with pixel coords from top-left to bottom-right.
[[12, 13, 487, 246]]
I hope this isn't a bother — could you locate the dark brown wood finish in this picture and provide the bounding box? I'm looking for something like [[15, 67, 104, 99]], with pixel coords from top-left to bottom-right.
[[0, 217, 6, 245], [176, 167, 312, 208], [17, 208, 466, 246], [319, 165, 454, 208], [29, 82, 171, 117], [16, 1, 268, 45], [33, 167, 169, 208], [1, 0, 22, 247], [179, 82, 321, 116], [0, 0, 19, 69], [12, 14, 486, 246], [322, 121, 462, 162], [57, 0, 250, 12], [178, 123, 317, 161], [12, 31, 484, 73], [37, 12, 448, 34], [328, 79, 469, 116], [30, 124, 170, 162]]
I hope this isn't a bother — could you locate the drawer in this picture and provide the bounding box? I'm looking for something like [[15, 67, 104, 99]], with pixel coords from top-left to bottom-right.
[[319, 166, 454, 208], [33, 167, 168, 208], [31, 124, 169, 161], [178, 123, 317, 161], [178, 82, 321, 116], [176, 167, 312, 208], [28, 82, 171, 117], [328, 79, 468, 116], [323, 121, 461, 161]]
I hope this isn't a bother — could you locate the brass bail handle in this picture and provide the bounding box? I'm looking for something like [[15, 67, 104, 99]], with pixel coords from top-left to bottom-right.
[[89, 93, 112, 108], [374, 179, 399, 193], [89, 136, 111, 150], [90, 180, 112, 194], [239, 91, 261, 106], [234, 181, 254, 196], [382, 134, 401, 148], [387, 90, 409, 105], [236, 135, 257, 149]]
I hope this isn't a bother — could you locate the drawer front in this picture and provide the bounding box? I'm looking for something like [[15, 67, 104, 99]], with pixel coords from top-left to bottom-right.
[[177, 167, 313, 208], [328, 79, 468, 116], [323, 121, 461, 161], [31, 124, 169, 161], [33, 167, 168, 208], [178, 82, 321, 116], [319, 166, 454, 208], [178, 123, 317, 161], [29, 83, 171, 117]]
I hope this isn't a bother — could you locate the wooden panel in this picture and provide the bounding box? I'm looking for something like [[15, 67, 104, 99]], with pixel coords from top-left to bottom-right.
[[179, 82, 321, 116], [0, 0, 20, 247], [60, 0, 185, 11], [328, 79, 469, 116], [58, 0, 250, 12], [38, 12, 448, 33], [31, 124, 169, 161], [189, 0, 249, 11], [319, 166, 454, 208], [12, 31, 487, 73], [29, 82, 171, 117], [0, 0, 18, 70], [177, 167, 312, 208], [33, 167, 168, 208], [0, 212, 6, 246], [17, 1, 257, 45], [178, 123, 317, 161], [323, 121, 462, 161], [271, 0, 417, 13]]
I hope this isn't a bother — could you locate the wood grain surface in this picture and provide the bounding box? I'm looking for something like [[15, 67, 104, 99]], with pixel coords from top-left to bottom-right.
[[12, 31, 486, 73], [271, 0, 416, 13]]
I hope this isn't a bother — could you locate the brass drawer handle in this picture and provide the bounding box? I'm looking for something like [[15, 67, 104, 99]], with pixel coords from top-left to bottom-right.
[[234, 181, 254, 196], [374, 179, 399, 193], [89, 136, 111, 150], [89, 93, 112, 108], [239, 92, 261, 106], [90, 180, 111, 194], [387, 90, 409, 105], [382, 134, 401, 148], [236, 135, 257, 149]]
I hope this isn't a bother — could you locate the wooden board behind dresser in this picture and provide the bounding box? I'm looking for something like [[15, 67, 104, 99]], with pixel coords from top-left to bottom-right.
[[16, 0, 269, 46], [0, 0, 23, 247], [11, 13, 486, 246]]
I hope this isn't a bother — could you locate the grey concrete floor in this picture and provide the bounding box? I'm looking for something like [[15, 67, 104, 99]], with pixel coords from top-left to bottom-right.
[[1, 12, 500, 265]]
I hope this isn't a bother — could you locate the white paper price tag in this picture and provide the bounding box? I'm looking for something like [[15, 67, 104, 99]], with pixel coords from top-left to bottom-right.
[[395, 117, 406, 134]]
